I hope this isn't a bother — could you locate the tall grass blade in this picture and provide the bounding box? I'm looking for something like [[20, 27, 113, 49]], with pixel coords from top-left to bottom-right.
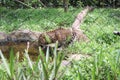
[[56, 52, 64, 74], [116, 50, 120, 67], [17, 68, 23, 80], [0, 50, 11, 77], [24, 49, 33, 71], [39, 47, 47, 65], [41, 60, 49, 80], [54, 41, 58, 77], [39, 47, 49, 80], [49, 41, 58, 80], [22, 73, 27, 80], [92, 55, 96, 80], [107, 70, 111, 80], [9, 48, 15, 79], [45, 46, 49, 74], [46, 46, 50, 64]]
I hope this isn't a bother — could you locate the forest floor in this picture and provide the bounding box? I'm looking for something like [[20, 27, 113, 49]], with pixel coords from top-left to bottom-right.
[[0, 7, 120, 79]]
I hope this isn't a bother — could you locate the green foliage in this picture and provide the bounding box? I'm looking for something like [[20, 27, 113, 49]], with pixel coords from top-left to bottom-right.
[[0, 42, 64, 80], [0, 7, 78, 32], [96, 33, 120, 45], [1, 0, 119, 8], [0, 0, 42, 8], [0, 7, 120, 80], [62, 50, 120, 80]]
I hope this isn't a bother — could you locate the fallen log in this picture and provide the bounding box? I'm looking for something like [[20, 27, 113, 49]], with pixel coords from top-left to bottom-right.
[[72, 6, 93, 30], [0, 30, 42, 60], [0, 6, 94, 60]]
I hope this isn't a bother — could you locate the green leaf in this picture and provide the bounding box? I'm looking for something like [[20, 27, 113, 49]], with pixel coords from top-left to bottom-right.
[[24, 49, 33, 71], [0, 50, 11, 77], [46, 46, 50, 64], [9, 48, 15, 79], [39, 47, 49, 80], [49, 41, 59, 80], [45, 33, 51, 44]]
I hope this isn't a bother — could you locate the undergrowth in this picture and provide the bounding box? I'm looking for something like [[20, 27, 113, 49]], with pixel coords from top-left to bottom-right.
[[0, 7, 120, 80]]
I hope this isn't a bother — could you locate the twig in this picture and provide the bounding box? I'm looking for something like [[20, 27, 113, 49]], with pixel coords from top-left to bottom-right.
[[39, 0, 47, 8], [15, 0, 35, 9]]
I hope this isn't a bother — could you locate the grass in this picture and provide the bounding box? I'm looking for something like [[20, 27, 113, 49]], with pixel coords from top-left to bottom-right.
[[0, 42, 64, 80], [0, 7, 120, 80], [0, 7, 80, 32]]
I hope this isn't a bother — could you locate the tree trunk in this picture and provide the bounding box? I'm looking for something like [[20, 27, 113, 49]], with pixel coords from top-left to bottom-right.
[[63, 0, 68, 12]]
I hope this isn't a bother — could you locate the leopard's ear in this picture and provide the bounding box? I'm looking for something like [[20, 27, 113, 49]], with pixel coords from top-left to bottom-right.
[[72, 6, 94, 30]]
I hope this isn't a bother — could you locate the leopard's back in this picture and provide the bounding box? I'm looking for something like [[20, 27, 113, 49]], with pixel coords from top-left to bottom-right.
[[38, 28, 73, 47]]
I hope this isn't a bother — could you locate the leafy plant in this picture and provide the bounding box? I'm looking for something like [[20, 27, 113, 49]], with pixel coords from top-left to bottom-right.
[[0, 7, 120, 80], [0, 42, 64, 80]]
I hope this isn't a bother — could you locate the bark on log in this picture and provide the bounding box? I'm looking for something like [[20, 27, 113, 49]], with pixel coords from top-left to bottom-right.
[[72, 6, 93, 30], [0, 30, 41, 60], [0, 6, 94, 60]]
